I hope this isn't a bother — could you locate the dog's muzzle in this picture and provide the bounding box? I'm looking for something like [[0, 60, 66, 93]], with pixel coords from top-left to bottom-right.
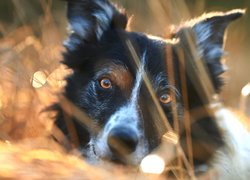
[[107, 126, 139, 156]]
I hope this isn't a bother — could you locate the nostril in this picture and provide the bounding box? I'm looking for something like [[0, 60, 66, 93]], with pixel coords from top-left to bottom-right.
[[107, 127, 139, 156]]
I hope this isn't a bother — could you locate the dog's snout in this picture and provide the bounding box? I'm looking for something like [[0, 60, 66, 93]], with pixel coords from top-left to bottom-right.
[[107, 127, 139, 156]]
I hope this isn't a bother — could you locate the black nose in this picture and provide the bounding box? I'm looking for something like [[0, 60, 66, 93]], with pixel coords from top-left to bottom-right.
[[107, 127, 139, 156]]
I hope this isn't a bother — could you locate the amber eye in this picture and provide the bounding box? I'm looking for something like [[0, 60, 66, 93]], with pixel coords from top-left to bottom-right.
[[159, 94, 172, 104], [99, 78, 112, 89]]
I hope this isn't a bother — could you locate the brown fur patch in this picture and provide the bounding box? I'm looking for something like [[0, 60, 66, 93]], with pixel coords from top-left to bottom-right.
[[96, 63, 133, 96]]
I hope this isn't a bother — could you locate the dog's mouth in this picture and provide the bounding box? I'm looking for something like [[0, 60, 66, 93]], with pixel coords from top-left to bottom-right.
[[107, 154, 129, 165]]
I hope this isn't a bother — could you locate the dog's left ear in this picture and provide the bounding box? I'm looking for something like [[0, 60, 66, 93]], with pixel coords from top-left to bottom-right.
[[173, 9, 245, 90], [65, 0, 127, 49]]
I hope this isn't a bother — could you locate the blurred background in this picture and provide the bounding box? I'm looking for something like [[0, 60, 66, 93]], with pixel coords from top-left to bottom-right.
[[0, 0, 249, 138]]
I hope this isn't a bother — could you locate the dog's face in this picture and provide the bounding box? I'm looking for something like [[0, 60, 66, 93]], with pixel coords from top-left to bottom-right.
[[57, 0, 244, 166]]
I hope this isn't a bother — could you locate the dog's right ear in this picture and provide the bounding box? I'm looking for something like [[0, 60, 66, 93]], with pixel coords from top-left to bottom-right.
[[172, 9, 245, 91], [64, 0, 127, 50]]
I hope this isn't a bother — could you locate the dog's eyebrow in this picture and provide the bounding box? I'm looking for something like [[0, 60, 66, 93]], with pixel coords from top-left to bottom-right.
[[153, 72, 180, 96], [95, 62, 133, 92], [153, 72, 168, 89]]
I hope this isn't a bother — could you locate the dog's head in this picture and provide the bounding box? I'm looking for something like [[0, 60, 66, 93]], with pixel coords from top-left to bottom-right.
[[57, 0, 244, 165]]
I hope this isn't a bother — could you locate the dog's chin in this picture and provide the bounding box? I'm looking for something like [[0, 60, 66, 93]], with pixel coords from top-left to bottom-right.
[[103, 151, 148, 166], [98, 149, 148, 166], [86, 147, 145, 166], [108, 154, 132, 165]]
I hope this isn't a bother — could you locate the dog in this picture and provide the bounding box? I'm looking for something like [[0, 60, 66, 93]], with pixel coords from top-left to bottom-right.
[[53, 0, 250, 178]]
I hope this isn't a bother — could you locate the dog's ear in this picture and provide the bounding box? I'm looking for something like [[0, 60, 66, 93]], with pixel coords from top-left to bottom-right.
[[64, 0, 127, 49], [172, 9, 245, 90]]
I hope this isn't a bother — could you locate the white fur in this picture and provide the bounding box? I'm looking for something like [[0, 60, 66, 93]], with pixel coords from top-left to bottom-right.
[[212, 108, 250, 179]]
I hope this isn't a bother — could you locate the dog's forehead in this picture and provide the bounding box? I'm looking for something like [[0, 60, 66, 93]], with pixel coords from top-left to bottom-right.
[[131, 34, 172, 88], [97, 30, 173, 88]]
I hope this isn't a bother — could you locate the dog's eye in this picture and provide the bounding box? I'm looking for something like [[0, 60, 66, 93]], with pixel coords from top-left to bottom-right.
[[159, 94, 172, 104], [99, 78, 112, 89]]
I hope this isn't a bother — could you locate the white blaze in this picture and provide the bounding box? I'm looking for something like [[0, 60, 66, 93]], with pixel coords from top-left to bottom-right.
[[88, 51, 149, 164]]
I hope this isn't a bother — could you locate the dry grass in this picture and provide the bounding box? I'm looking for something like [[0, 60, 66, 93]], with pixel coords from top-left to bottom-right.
[[0, 141, 162, 180], [0, 0, 249, 179]]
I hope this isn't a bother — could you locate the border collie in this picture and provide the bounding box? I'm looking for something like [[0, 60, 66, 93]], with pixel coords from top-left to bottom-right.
[[54, 0, 250, 178]]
